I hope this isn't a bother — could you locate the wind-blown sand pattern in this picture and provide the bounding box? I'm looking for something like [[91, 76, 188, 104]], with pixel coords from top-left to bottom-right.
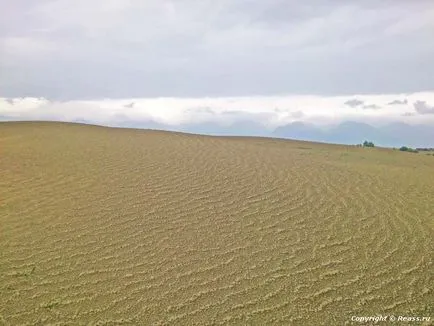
[[1, 122, 433, 325]]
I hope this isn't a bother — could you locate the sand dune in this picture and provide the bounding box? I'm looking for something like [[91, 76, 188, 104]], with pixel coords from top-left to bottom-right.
[[1, 122, 433, 325]]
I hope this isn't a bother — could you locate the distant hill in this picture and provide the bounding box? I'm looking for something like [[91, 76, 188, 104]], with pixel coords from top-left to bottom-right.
[[273, 122, 326, 142], [181, 120, 270, 137], [272, 121, 434, 148], [2, 117, 433, 147]]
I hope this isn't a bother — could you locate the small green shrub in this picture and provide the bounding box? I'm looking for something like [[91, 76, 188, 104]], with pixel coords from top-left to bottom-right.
[[399, 146, 418, 153]]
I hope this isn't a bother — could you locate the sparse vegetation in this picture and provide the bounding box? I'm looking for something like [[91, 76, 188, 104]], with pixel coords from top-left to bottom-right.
[[362, 140, 375, 147], [416, 147, 434, 151], [1, 122, 433, 325], [399, 146, 419, 153]]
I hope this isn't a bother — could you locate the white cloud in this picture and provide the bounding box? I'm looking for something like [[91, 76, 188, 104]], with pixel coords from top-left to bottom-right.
[[2, 92, 434, 127]]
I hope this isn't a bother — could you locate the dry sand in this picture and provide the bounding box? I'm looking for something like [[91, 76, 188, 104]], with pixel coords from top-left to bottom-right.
[[1, 121, 433, 325]]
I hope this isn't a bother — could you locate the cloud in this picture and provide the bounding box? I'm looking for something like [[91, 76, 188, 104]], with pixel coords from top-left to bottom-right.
[[344, 99, 364, 107], [402, 112, 416, 116], [388, 99, 408, 105], [1, 1, 434, 98], [124, 102, 135, 108], [2, 93, 434, 128], [362, 104, 381, 110], [290, 111, 305, 119], [185, 107, 215, 115], [414, 100, 434, 114]]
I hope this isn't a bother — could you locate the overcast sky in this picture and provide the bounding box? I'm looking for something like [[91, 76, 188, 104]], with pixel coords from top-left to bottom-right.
[[1, 0, 434, 99], [1, 1, 434, 128]]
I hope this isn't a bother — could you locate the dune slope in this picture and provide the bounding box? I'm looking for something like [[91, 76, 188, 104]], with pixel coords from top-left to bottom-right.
[[1, 122, 433, 325]]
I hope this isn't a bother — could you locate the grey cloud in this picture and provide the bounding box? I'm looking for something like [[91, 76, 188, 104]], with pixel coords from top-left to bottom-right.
[[362, 104, 381, 110], [222, 110, 246, 116], [388, 99, 408, 105], [414, 101, 434, 114], [344, 99, 364, 107], [1, 1, 434, 98], [124, 102, 135, 108], [402, 112, 416, 116]]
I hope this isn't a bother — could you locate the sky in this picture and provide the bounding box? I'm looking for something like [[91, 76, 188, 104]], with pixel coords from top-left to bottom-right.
[[1, 0, 434, 129], [1, 94, 434, 128]]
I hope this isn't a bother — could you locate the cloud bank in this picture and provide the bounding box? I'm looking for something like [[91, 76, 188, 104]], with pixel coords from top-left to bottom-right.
[[2, 93, 434, 128], [1, 1, 434, 98]]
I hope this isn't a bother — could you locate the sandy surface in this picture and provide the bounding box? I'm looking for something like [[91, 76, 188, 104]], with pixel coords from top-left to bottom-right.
[[1, 122, 433, 325]]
